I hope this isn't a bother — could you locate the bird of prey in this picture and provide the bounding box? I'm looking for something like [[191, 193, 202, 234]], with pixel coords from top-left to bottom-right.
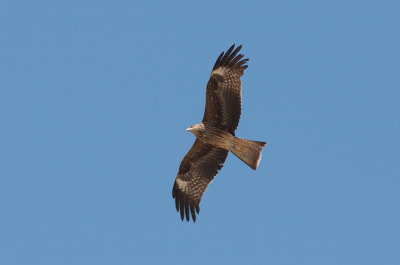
[[172, 44, 266, 222]]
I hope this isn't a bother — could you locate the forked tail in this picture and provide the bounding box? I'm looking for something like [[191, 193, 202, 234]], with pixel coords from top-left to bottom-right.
[[230, 137, 267, 170]]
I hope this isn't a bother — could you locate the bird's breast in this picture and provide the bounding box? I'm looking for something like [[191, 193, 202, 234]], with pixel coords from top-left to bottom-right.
[[199, 129, 235, 151]]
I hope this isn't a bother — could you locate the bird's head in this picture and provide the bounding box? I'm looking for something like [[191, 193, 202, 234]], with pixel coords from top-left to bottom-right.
[[186, 123, 205, 137]]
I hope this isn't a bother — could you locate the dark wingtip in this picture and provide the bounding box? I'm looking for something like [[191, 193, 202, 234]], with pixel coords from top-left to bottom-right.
[[175, 198, 179, 212], [212, 44, 249, 71], [180, 199, 184, 221], [185, 201, 190, 221], [212, 51, 225, 70], [190, 205, 197, 222], [172, 182, 177, 198], [172, 181, 200, 223]]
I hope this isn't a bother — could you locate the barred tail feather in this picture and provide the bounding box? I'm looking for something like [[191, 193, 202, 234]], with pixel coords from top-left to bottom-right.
[[230, 137, 266, 170]]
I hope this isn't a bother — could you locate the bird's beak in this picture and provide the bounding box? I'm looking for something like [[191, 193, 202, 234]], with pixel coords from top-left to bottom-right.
[[186, 127, 191, 131]]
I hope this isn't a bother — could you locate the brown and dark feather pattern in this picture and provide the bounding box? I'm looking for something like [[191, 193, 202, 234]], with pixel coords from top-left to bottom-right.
[[203, 44, 249, 134], [172, 139, 228, 222], [173, 44, 253, 222]]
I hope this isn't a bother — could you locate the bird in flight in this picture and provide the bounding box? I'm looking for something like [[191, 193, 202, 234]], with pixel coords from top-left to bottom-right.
[[172, 44, 266, 222]]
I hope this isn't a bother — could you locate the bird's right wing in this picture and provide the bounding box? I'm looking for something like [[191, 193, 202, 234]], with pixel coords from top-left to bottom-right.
[[172, 139, 228, 222]]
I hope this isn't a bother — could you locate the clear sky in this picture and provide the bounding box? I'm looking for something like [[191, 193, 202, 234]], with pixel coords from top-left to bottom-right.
[[1, 1, 399, 264]]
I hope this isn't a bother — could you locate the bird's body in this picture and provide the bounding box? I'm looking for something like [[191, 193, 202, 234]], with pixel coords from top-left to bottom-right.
[[172, 44, 266, 222], [187, 123, 265, 169], [187, 123, 232, 149]]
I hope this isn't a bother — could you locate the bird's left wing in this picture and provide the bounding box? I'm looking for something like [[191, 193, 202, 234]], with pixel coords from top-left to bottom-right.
[[172, 139, 228, 222], [202, 44, 249, 134]]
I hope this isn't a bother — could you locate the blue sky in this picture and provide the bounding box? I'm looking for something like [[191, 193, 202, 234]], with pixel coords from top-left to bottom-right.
[[1, 1, 399, 264]]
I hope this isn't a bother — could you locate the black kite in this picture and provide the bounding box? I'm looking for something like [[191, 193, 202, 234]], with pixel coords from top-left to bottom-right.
[[172, 44, 266, 222]]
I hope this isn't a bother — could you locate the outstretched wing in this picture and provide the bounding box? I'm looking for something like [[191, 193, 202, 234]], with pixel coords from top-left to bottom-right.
[[172, 140, 229, 222], [202, 44, 249, 134]]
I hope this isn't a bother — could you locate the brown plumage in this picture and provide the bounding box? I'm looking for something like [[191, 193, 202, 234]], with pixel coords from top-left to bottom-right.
[[172, 44, 267, 222]]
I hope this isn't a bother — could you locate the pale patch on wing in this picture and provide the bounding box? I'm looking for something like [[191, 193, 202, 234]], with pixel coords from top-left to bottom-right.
[[211, 67, 229, 77], [176, 178, 188, 192]]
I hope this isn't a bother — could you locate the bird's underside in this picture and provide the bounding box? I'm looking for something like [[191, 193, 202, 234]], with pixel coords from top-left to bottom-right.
[[172, 44, 266, 222]]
